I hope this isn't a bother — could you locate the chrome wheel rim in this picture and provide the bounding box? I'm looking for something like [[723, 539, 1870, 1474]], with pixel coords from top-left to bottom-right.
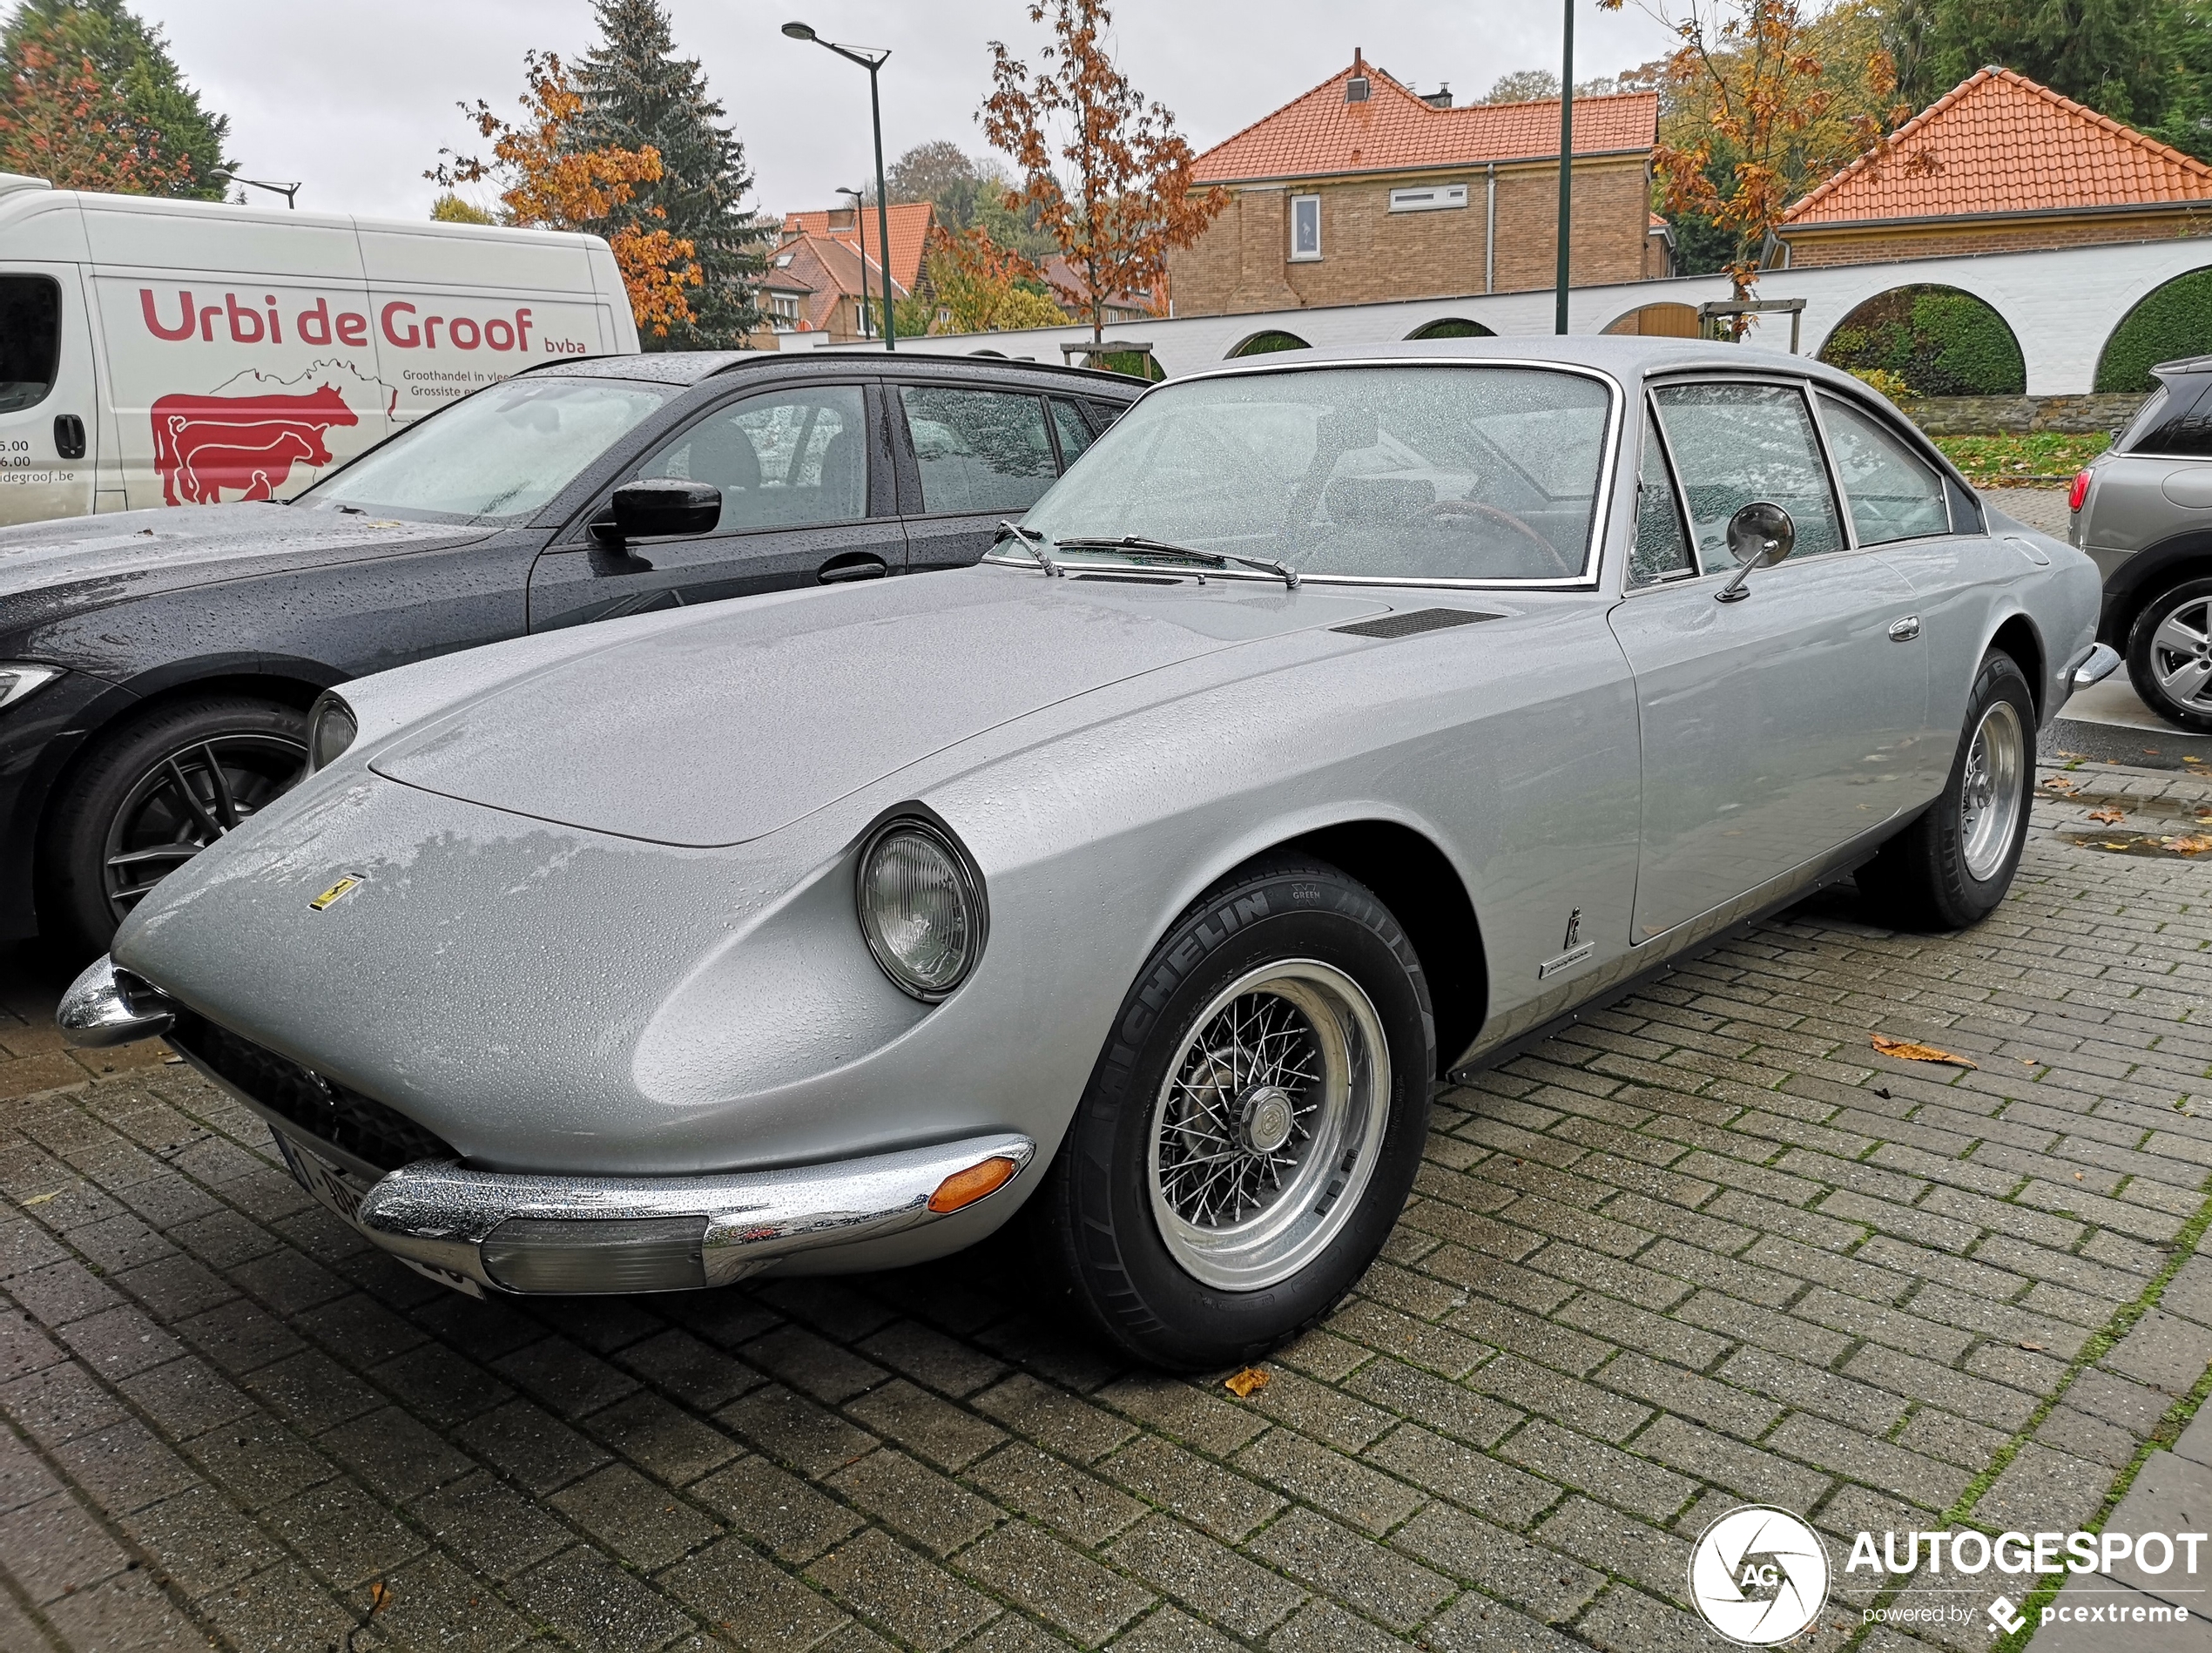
[[1959, 698, 2026, 882], [102, 734, 307, 921], [2149, 597, 2212, 713], [1146, 959, 1390, 1292]]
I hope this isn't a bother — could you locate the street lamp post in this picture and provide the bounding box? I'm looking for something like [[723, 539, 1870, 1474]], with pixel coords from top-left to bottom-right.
[[213, 172, 302, 209], [783, 22, 895, 351], [1554, 0, 1574, 334], [837, 186, 873, 339]]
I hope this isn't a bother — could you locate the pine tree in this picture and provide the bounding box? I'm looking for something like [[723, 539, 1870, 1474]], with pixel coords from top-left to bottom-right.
[[0, 0, 231, 197], [570, 0, 769, 348]]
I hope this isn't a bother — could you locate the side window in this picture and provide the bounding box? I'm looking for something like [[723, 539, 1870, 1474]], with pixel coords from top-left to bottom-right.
[[1629, 413, 1693, 587], [1818, 395, 1950, 544], [2127, 378, 2212, 456], [1049, 397, 1095, 467], [900, 386, 1058, 514], [638, 384, 866, 531], [1081, 399, 1125, 435], [1649, 381, 1846, 569], [1290, 194, 1322, 260], [0, 275, 60, 414]]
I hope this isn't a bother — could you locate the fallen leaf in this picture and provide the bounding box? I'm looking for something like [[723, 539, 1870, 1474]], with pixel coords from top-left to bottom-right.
[[20, 1191, 57, 1206], [2087, 807, 2126, 824], [1223, 1367, 1270, 1399], [1871, 1035, 1979, 1070], [368, 1581, 392, 1616], [1873, 1087, 1892, 1100], [2020, 1058, 2039, 1067], [2041, 776, 2078, 793], [2020, 1342, 2046, 1352], [2166, 834, 2212, 853]]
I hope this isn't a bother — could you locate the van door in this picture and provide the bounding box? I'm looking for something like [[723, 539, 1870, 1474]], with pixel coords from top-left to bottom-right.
[[0, 265, 98, 525]]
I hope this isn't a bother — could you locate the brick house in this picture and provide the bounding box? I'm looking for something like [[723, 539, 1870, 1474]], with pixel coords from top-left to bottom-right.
[[751, 202, 934, 346], [1773, 67, 2212, 268], [1166, 51, 1661, 319]]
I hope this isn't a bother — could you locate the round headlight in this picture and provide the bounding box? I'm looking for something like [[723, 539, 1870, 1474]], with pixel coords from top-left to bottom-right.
[[307, 693, 357, 773], [856, 820, 985, 1001]]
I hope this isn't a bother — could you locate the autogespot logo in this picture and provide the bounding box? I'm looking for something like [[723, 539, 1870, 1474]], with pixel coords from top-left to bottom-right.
[[1689, 1505, 1832, 1646]]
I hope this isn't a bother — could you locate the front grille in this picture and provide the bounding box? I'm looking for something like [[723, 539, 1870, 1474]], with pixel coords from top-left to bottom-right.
[[166, 1009, 457, 1173]]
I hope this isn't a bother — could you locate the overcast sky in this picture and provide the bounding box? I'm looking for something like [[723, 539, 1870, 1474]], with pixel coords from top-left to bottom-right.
[[129, 2, 1685, 223]]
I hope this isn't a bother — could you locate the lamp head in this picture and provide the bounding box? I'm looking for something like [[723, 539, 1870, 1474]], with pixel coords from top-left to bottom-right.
[[780, 22, 816, 40]]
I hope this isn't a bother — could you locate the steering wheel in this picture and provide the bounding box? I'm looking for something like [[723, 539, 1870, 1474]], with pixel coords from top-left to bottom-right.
[[1420, 499, 1575, 577]]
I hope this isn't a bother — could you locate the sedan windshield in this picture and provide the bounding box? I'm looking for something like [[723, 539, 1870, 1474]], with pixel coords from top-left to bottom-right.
[[297, 375, 678, 523], [1018, 364, 1614, 583]]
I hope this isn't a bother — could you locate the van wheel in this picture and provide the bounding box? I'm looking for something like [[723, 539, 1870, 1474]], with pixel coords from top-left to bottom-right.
[[39, 696, 307, 959], [2125, 577, 2212, 734], [1036, 857, 1433, 1371]]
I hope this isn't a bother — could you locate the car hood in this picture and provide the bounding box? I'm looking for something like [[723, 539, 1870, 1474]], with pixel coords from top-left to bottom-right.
[[371, 568, 1393, 847], [0, 502, 492, 628]]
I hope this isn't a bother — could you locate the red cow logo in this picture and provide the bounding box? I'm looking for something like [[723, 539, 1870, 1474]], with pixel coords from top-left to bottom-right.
[[150, 386, 359, 506]]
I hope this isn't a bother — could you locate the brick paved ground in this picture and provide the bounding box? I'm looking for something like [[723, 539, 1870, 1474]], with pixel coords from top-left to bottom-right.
[[3, 758, 2209, 1653]]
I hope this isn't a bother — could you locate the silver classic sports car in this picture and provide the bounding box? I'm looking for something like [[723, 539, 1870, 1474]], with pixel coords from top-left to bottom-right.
[[61, 339, 2112, 1371]]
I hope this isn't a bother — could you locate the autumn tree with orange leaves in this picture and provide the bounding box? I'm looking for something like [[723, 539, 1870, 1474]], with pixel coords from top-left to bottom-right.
[[1601, 0, 1906, 314], [981, 0, 1226, 342], [430, 51, 698, 340]]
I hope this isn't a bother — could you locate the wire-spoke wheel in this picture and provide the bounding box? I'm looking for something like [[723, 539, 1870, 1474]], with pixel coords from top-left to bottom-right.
[[37, 695, 309, 959], [1958, 699, 2025, 883], [1147, 961, 1389, 1292], [1038, 857, 1433, 1371], [2128, 578, 2212, 734], [102, 733, 307, 921]]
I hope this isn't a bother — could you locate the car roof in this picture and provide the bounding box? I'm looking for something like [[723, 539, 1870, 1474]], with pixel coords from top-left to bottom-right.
[[522, 349, 1147, 394], [1184, 334, 1878, 395]]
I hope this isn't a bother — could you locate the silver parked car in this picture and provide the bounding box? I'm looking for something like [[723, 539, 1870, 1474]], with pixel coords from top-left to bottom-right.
[[62, 339, 2108, 1371], [2068, 353, 2212, 731]]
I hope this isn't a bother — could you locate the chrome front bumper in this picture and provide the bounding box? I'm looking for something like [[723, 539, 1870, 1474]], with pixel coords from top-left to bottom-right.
[[57, 955, 176, 1048], [353, 1132, 1036, 1294]]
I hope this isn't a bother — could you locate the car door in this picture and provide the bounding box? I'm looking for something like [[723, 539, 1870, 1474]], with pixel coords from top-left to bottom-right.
[[1608, 377, 1928, 943], [528, 379, 904, 631], [1813, 388, 2023, 797], [895, 382, 1080, 572], [0, 266, 98, 525]]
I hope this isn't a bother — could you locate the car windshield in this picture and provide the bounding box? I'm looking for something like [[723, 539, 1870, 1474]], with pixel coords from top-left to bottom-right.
[[297, 375, 678, 523], [1016, 364, 1615, 583]]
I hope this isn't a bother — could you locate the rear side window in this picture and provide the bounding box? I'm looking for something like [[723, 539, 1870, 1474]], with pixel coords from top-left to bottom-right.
[[1082, 399, 1125, 435], [1818, 395, 1950, 544], [1049, 397, 1096, 467], [2124, 378, 2212, 456], [0, 275, 60, 415], [900, 386, 1058, 514]]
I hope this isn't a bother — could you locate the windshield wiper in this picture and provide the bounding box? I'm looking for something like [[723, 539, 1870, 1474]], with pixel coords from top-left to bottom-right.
[[994, 520, 1062, 578], [1053, 535, 1299, 590]]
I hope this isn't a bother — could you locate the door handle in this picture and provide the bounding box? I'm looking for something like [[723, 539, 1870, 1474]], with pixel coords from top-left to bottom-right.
[[819, 554, 887, 585], [53, 415, 84, 460], [1887, 615, 1920, 642]]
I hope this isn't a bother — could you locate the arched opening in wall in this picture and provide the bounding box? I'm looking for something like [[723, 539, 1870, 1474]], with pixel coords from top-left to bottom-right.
[[1816, 285, 2025, 397], [1091, 350, 1167, 381], [1406, 317, 1494, 340], [1602, 303, 1700, 338], [1229, 330, 1311, 358], [2095, 267, 2212, 392]]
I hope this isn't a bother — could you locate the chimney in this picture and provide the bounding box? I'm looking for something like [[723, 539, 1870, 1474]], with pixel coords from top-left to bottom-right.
[[1347, 47, 1370, 103], [1422, 82, 1453, 109]]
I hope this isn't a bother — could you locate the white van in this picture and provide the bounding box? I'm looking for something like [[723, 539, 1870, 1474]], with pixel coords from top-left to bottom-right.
[[0, 174, 639, 526]]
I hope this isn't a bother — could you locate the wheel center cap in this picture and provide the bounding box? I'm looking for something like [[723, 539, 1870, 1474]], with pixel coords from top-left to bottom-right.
[[1238, 1086, 1297, 1154]]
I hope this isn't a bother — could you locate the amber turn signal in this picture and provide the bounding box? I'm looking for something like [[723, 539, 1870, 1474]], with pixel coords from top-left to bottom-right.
[[927, 1156, 1018, 1214]]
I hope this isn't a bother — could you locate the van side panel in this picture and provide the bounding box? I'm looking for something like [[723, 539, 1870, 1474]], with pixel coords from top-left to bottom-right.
[[82, 199, 389, 511], [0, 196, 102, 525], [355, 226, 614, 419], [588, 244, 642, 354]]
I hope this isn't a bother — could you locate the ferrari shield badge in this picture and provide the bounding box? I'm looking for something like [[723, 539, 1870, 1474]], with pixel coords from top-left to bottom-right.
[[308, 874, 362, 912]]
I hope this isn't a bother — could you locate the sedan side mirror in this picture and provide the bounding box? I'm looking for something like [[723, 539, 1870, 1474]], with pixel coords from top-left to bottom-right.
[[596, 479, 722, 549], [1715, 502, 1796, 604]]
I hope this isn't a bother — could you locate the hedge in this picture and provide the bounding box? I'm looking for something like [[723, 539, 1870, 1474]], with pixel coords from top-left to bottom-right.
[[1817, 285, 2026, 397], [2095, 267, 2212, 392]]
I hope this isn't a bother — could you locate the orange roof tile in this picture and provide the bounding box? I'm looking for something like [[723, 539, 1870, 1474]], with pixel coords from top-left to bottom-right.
[[1784, 66, 2212, 226], [781, 201, 934, 293], [1191, 54, 1656, 184]]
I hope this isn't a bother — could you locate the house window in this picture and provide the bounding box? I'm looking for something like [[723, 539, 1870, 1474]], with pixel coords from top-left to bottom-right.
[[1290, 194, 1322, 261], [769, 295, 800, 329], [1389, 184, 1468, 213]]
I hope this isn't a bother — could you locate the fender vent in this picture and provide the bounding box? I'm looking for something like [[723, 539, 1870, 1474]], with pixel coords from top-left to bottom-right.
[[1332, 608, 1501, 639]]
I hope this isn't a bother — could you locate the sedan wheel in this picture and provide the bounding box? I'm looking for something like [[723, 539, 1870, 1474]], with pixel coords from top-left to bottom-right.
[[1038, 857, 1433, 1371], [39, 696, 309, 959], [1957, 698, 2026, 883], [2127, 578, 2212, 735]]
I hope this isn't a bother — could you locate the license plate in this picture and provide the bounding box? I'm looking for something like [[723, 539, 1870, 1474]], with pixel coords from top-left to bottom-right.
[[273, 1131, 483, 1298]]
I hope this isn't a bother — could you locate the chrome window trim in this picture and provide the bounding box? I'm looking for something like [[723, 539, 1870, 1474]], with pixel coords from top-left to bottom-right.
[[2111, 449, 2212, 464], [995, 357, 1626, 591], [1645, 371, 1857, 572]]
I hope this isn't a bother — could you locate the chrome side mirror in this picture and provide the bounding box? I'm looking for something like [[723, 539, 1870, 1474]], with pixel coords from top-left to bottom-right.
[[1716, 502, 1796, 604]]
